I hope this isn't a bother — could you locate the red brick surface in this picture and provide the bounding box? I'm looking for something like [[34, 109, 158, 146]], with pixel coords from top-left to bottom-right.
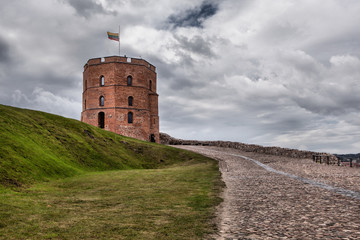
[[81, 56, 159, 143]]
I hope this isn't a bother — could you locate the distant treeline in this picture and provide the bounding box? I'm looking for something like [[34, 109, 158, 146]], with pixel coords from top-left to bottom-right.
[[334, 153, 360, 160]]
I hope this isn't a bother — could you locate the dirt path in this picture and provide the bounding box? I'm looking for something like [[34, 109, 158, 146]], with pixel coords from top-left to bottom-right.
[[173, 145, 360, 240]]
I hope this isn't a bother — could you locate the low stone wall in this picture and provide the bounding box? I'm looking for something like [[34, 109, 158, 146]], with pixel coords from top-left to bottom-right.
[[160, 132, 338, 164]]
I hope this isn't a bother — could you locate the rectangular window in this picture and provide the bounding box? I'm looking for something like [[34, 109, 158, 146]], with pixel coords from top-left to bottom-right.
[[128, 112, 133, 123], [100, 96, 104, 106]]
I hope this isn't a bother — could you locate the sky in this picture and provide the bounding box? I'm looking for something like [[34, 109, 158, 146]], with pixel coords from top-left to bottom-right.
[[1, 0, 360, 154]]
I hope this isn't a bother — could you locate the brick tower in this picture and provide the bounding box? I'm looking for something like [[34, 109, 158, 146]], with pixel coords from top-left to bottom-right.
[[81, 56, 159, 143]]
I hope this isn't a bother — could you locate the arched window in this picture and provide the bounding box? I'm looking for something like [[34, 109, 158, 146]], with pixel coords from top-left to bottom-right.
[[128, 96, 133, 106], [85, 80, 87, 90], [149, 80, 152, 91], [99, 96, 104, 106], [100, 76, 105, 86], [127, 75, 132, 86], [128, 112, 133, 123], [98, 112, 105, 129]]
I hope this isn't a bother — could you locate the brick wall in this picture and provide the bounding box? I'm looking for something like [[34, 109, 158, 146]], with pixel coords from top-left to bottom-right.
[[81, 56, 159, 143]]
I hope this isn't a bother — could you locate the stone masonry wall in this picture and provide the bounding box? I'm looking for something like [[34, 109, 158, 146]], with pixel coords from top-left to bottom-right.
[[159, 132, 338, 164]]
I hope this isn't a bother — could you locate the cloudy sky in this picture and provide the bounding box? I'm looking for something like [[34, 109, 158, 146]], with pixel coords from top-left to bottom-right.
[[1, 0, 360, 153]]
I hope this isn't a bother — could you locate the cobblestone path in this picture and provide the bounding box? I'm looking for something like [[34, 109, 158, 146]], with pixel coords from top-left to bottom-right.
[[173, 146, 360, 240]]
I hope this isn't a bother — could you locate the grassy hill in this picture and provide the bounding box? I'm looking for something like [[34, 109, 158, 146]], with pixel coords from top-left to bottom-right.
[[0, 104, 214, 189], [0, 104, 222, 239]]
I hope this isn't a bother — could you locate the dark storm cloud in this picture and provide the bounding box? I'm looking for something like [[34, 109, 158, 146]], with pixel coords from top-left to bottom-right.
[[66, 0, 116, 18], [3, 68, 81, 103], [259, 112, 312, 133], [175, 35, 215, 57], [168, 77, 204, 91], [0, 37, 11, 64], [293, 89, 360, 116], [167, 1, 218, 28]]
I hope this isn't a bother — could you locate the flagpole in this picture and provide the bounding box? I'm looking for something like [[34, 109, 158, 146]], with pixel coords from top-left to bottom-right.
[[119, 25, 120, 56]]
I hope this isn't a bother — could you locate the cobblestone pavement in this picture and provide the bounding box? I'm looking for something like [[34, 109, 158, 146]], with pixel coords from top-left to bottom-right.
[[173, 146, 360, 240]]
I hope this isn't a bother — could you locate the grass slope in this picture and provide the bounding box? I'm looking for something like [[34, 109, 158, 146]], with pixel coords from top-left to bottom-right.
[[0, 104, 214, 188], [0, 104, 222, 239]]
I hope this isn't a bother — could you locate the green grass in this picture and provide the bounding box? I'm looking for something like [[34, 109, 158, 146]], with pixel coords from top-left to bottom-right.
[[0, 163, 222, 239], [0, 104, 223, 239], [0, 104, 214, 188]]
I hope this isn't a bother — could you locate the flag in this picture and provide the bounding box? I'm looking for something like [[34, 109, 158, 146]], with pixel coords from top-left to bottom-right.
[[107, 31, 119, 41]]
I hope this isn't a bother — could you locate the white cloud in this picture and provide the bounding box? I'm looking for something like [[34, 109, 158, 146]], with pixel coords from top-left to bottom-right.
[[11, 88, 81, 119]]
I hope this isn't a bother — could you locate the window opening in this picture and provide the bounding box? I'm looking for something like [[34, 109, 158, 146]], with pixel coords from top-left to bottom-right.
[[149, 80, 152, 91], [98, 112, 105, 128], [100, 76, 104, 86], [150, 134, 156, 143], [128, 112, 133, 123], [128, 96, 133, 106], [100, 96, 104, 106], [127, 76, 132, 86]]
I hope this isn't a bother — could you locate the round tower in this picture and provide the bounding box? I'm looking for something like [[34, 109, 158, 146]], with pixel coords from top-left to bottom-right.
[[81, 56, 159, 143]]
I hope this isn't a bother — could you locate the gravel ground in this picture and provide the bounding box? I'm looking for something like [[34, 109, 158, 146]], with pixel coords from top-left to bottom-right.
[[173, 145, 360, 240]]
